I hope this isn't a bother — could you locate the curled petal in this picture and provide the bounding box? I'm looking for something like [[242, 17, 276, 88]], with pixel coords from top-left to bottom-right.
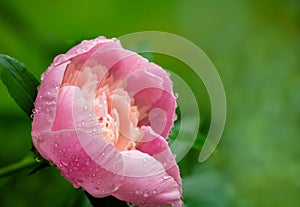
[[137, 126, 182, 193], [112, 150, 182, 207]]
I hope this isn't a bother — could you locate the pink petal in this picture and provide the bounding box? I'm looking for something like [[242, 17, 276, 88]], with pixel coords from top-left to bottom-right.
[[37, 129, 122, 197], [33, 85, 124, 197], [107, 52, 176, 137], [112, 150, 182, 207], [32, 61, 70, 135], [137, 126, 182, 193]]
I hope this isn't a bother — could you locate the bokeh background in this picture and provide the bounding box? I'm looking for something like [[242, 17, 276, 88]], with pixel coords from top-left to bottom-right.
[[1, 0, 300, 206]]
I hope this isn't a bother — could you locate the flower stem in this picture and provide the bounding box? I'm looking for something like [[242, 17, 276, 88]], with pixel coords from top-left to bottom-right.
[[0, 153, 38, 178]]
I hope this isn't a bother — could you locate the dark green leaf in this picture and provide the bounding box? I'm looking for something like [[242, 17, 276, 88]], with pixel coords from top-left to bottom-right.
[[0, 54, 40, 117]]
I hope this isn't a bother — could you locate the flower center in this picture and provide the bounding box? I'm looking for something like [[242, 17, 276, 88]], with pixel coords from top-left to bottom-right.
[[62, 62, 142, 151]]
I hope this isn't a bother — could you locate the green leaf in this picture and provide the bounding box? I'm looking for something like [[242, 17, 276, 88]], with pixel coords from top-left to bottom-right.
[[0, 54, 40, 117]]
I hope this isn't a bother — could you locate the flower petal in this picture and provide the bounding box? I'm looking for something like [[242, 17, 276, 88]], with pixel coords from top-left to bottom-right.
[[32, 61, 70, 135], [33, 85, 125, 197], [112, 150, 182, 207], [37, 129, 122, 197], [137, 126, 182, 193]]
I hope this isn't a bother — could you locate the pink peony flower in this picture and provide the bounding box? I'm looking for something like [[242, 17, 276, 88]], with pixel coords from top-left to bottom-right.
[[31, 36, 182, 207]]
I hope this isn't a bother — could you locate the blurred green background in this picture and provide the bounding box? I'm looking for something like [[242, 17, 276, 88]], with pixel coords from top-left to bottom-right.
[[0, 0, 300, 206]]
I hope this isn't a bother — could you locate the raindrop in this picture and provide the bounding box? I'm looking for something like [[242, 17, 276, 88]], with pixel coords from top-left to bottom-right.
[[77, 48, 86, 53], [30, 114, 34, 119], [163, 175, 170, 180], [166, 137, 170, 142], [92, 173, 96, 177], [85, 174, 90, 178], [85, 160, 90, 166], [84, 105, 88, 110], [135, 189, 140, 195], [143, 190, 150, 198], [72, 180, 82, 188], [49, 160, 54, 166], [127, 201, 133, 206], [60, 160, 69, 167], [174, 93, 179, 98], [152, 189, 157, 194], [143, 158, 148, 164], [95, 187, 99, 191], [167, 155, 173, 163]]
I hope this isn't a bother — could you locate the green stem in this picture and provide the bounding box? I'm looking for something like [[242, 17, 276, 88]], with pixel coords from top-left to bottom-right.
[[0, 153, 38, 178]]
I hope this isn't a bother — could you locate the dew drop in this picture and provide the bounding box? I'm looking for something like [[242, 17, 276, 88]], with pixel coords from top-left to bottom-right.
[[92, 173, 96, 177], [163, 175, 170, 180], [60, 160, 69, 167], [152, 189, 157, 194], [30, 114, 34, 119], [49, 160, 54, 166], [143, 158, 148, 163], [84, 105, 88, 110], [73, 179, 83, 188], [143, 190, 150, 198], [85, 160, 90, 166], [85, 174, 90, 178], [166, 137, 170, 142], [135, 189, 140, 195], [77, 47, 86, 53]]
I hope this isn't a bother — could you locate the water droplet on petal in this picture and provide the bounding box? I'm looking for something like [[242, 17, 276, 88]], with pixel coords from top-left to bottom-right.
[[135, 189, 140, 195], [143, 190, 150, 198], [143, 158, 148, 163], [163, 175, 170, 180], [73, 179, 83, 188], [60, 160, 69, 167], [152, 189, 157, 194]]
